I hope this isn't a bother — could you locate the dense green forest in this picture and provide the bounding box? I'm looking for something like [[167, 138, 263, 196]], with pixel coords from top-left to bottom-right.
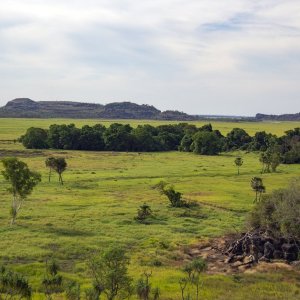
[[20, 123, 300, 163]]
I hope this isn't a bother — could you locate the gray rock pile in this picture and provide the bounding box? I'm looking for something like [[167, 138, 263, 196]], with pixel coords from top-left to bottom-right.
[[224, 231, 300, 267]]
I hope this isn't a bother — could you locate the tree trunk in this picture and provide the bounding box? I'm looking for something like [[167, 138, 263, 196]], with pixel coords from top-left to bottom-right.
[[59, 173, 64, 185], [10, 195, 17, 226]]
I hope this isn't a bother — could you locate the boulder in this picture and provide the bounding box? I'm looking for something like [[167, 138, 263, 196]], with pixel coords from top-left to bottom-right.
[[264, 241, 275, 259]]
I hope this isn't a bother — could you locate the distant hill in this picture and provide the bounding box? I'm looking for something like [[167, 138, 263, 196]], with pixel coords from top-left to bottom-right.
[[255, 113, 300, 121], [0, 98, 198, 120], [2, 98, 298, 121]]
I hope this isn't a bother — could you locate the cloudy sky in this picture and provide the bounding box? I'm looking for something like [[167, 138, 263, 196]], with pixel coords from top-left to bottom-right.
[[0, 0, 299, 115]]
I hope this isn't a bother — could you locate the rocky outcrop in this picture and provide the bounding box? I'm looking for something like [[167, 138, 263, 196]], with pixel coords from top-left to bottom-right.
[[224, 231, 300, 265], [0, 98, 198, 120]]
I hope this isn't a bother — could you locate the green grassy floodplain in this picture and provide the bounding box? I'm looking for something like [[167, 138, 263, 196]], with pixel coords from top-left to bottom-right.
[[0, 118, 300, 299]]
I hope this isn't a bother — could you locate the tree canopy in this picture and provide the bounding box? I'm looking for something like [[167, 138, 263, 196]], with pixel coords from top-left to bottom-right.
[[1, 157, 41, 224]]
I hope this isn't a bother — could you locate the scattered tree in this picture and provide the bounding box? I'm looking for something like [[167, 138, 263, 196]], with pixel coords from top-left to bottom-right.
[[250, 177, 266, 203], [88, 247, 132, 300], [234, 157, 243, 175], [52, 158, 67, 185], [178, 258, 207, 300], [45, 157, 55, 183], [1, 157, 41, 225], [179, 278, 189, 300], [42, 259, 63, 300], [183, 258, 207, 300]]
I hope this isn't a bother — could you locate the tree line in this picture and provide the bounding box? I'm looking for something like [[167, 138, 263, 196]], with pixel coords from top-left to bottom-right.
[[20, 123, 300, 163]]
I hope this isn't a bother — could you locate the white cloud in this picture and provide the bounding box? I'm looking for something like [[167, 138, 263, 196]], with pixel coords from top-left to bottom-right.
[[0, 0, 299, 115]]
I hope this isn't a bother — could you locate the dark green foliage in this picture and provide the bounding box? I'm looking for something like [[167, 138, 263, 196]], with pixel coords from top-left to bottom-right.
[[250, 177, 266, 203], [20, 123, 211, 154], [179, 134, 193, 152], [0, 265, 32, 299], [20, 127, 49, 149], [48, 124, 81, 150], [19, 123, 300, 165], [248, 131, 276, 151], [225, 128, 252, 150], [135, 204, 153, 223], [156, 181, 191, 208], [1, 157, 41, 224], [156, 124, 185, 151], [104, 123, 135, 151], [79, 125, 105, 151], [192, 131, 222, 155], [48, 157, 67, 185], [88, 247, 132, 300], [133, 125, 161, 152], [234, 157, 243, 175], [278, 128, 300, 164], [249, 179, 300, 240], [41, 259, 63, 299], [163, 186, 184, 207], [199, 123, 213, 132], [259, 146, 281, 173]]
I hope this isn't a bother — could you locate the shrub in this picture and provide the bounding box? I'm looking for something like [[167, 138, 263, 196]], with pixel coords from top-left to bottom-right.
[[135, 204, 153, 223], [248, 179, 300, 240]]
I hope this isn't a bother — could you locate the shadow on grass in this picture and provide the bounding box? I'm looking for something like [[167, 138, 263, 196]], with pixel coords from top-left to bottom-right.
[[42, 225, 95, 237]]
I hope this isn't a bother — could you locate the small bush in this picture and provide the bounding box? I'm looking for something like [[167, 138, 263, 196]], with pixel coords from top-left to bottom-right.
[[135, 203, 153, 223], [155, 181, 195, 208]]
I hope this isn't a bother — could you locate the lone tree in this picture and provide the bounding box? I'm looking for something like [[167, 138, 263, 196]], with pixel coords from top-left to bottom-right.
[[155, 181, 189, 208], [45, 157, 55, 183], [234, 157, 243, 175], [1, 157, 41, 225], [52, 158, 67, 185], [251, 177, 266, 203], [182, 258, 207, 300], [88, 247, 132, 300]]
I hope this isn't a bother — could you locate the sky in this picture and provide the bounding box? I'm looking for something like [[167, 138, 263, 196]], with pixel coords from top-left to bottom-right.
[[0, 0, 299, 116]]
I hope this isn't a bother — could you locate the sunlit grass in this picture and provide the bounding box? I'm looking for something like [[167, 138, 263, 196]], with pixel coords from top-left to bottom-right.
[[0, 119, 300, 299]]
